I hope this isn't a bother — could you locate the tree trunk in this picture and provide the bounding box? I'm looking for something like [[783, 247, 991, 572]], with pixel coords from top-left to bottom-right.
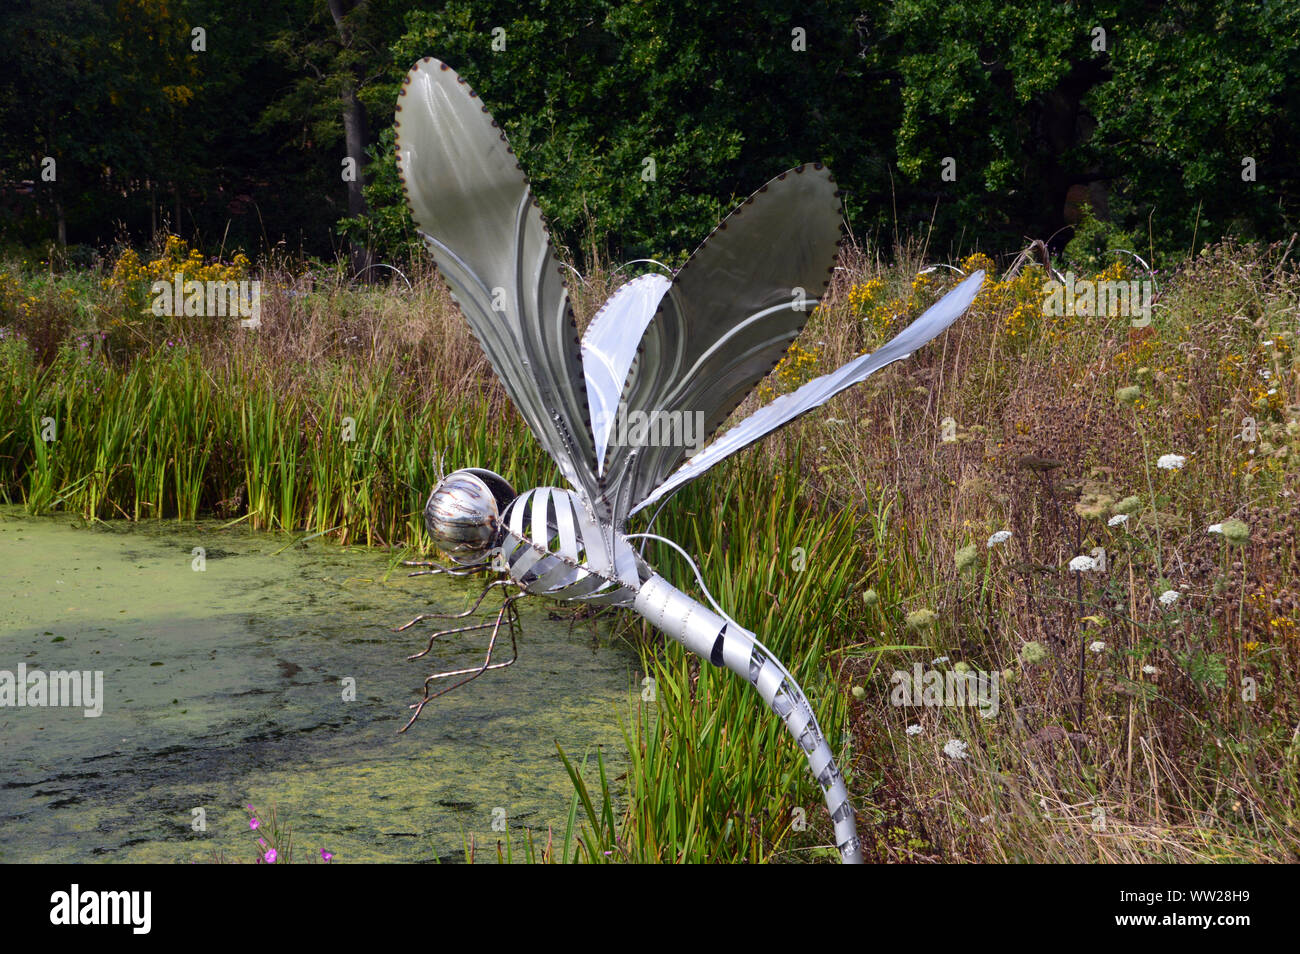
[[328, 0, 374, 280], [1033, 58, 1111, 251]]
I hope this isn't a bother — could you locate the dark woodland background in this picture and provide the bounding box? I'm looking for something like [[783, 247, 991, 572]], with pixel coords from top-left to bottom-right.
[[2, 0, 1297, 267]]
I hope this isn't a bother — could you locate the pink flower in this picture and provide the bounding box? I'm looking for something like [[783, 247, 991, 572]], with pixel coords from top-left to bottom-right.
[[265, 848, 277, 864], [249, 817, 260, 830], [320, 849, 333, 863]]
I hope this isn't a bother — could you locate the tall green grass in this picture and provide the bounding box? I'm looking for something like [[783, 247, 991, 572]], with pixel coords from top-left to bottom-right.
[[558, 455, 866, 862], [0, 328, 869, 863], [0, 340, 558, 545]]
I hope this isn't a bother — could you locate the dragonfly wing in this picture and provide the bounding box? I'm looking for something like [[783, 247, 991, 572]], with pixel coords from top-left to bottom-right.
[[581, 272, 672, 476], [601, 165, 844, 523], [630, 270, 986, 516], [396, 58, 599, 505]]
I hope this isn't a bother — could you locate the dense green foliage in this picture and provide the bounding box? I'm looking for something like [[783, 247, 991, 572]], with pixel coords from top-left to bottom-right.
[[1, 1, 1296, 265]]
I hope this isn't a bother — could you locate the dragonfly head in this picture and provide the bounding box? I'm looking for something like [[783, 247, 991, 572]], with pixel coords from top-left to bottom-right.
[[422, 468, 517, 564]]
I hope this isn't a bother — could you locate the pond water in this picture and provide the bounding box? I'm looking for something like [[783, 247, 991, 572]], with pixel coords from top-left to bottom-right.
[[0, 508, 640, 863]]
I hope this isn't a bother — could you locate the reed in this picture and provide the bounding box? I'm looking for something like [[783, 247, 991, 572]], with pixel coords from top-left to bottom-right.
[[560, 454, 864, 862], [0, 340, 552, 549]]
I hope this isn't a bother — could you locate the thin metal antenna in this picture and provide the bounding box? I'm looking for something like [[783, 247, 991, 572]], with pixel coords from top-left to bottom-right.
[[350, 262, 414, 290], [623, 532, 735, 626], [608, 258, 675, 280], [636, 488, 682, 557]]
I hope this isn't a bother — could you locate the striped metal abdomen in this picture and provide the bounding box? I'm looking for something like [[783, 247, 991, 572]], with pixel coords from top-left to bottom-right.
[[501, 485, 862, 863], [634, 573, 863, 863]]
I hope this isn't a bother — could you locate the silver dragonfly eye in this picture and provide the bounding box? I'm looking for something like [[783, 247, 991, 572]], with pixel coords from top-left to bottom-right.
[[422, 468, 517, 562]]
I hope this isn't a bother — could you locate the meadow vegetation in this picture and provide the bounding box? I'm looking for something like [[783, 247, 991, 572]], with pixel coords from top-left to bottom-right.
[[2, 232, 1297, 862]]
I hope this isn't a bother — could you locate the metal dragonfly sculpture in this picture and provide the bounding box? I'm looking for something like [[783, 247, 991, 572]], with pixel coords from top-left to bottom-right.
[[393, 57, 984, 864]]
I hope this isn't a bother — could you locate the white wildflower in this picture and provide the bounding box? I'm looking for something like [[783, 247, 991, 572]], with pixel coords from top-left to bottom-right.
[[986, 530, 1012, 548], [1107, 514, 1129, 527], [1142, 665, 1159, 676], [943, 739, 969, 760], [1208, 523, 1223, 534], [931, 655, 949, 665], [1089, 640, 1106, 653], [1069, 555, 1098, 572], [1156, 453, 1186, 471], [1159, 589, 1181, 606], [905, 724, 923, 736]]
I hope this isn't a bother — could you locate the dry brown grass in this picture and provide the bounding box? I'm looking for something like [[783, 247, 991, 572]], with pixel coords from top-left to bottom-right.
[[734, 236, 1300, 863]]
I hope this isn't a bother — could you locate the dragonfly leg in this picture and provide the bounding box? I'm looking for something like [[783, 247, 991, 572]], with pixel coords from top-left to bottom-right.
[[402, 557, 493, 578], [398, 591, 521, 732], [396, 578, 513, 632]]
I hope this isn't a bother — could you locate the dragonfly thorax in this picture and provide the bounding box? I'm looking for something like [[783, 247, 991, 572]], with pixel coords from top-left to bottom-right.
[[498, 486, 645, 606]]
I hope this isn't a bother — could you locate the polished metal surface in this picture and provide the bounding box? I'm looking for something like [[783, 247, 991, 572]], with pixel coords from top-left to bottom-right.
[[396, 59, 601, 510], [600, 165, 846, 519], [632, 269, 986, 515], [581, 272, 672, 476], [634, 572, 862, 862]]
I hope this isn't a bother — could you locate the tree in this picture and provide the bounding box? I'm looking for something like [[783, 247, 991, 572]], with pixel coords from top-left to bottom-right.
[[0, 0, 114, 248], [879, 0, 1300, 257], [262, 0, 407, 275], [353, 0, 889, 265]]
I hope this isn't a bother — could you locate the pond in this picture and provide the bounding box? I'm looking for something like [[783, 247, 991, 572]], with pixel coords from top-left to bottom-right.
[[0, 508, 640, 863]]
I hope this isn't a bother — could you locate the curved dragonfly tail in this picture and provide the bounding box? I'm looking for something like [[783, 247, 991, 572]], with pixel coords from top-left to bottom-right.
[[634, 573, 863, 863]]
